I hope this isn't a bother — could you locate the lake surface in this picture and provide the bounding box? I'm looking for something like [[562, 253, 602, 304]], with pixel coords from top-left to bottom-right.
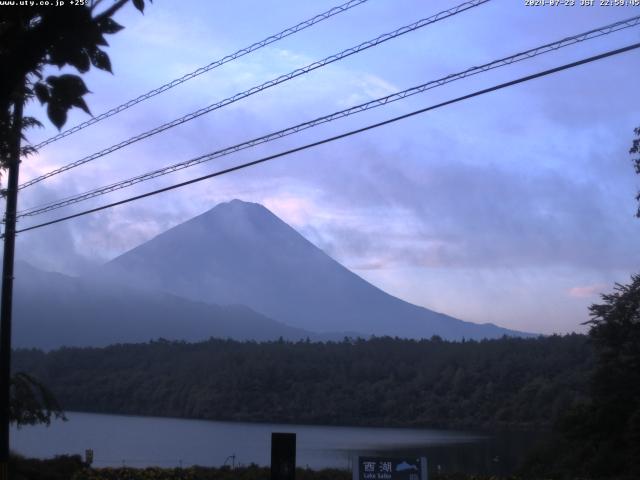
[[11, 412, 543, 475]]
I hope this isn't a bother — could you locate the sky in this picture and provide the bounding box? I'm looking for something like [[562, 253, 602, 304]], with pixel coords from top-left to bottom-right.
[[12, 0, 640, 335]]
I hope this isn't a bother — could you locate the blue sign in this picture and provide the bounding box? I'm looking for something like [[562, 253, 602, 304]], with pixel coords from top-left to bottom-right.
[[354, 456, 428, 480]]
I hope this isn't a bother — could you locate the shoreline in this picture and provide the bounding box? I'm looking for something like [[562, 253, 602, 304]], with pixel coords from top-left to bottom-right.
[[54, 409, 552, 435]]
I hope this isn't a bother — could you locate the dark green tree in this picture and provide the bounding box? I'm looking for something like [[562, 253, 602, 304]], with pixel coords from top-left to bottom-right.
[[581, 275, 640, 477], [1, 0, 152, 166], [539, 127, 640, 479], [0, 1, 151, 475], [10, 373, 65, 427], [631, 126, 640, 217]]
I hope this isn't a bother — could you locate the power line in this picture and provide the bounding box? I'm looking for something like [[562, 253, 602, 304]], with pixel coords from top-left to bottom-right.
[[18, 0, 490, 190], [16, 14, 640, 218], [32, 0, 371, 150], [13, 42, 640, 236]]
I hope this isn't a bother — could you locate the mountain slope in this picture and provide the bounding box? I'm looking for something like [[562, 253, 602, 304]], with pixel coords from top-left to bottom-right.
[[13, 261, 315, 350], [99, 200, 532, 340]]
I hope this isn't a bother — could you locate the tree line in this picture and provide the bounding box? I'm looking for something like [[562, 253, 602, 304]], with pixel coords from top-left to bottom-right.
[[13, 334, 591, 431]]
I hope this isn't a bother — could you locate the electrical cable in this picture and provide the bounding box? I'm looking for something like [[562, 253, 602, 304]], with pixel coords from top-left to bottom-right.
[[32, 0, 371, 150], [12, 41, 640, 236], [19, 0, 490, 189], [17, 13, 640, 218]]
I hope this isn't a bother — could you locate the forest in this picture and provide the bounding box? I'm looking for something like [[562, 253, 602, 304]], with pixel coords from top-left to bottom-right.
[[13, 334, 591, 431]]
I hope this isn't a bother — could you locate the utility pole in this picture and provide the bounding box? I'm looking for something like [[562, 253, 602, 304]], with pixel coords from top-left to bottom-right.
[[0, 83, 24, 480]]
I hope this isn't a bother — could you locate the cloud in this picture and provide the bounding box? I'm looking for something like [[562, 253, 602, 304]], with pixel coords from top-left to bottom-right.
[[262, 194, 317, 226], [282, 149, 640, 272], [11, 0, 640, 335], [15, 219, 96, 276], [568, 284, 607, 298]]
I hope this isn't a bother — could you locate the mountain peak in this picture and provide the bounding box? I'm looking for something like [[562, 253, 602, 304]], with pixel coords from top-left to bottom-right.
[[198, 199, 277, 224], [212, 198, 275, 214], [100, 200, 533, 340], [185, 199, 297, 246], [215, 198, 262, 210]]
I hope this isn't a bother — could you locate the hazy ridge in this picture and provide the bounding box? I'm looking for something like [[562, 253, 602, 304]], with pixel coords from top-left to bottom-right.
[[14, 200, 533, 349]]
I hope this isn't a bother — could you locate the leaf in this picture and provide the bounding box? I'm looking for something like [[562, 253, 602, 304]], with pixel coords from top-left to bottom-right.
[[47, 101, 67, 130], [98, 17, 124, 34], [47, 74, 89, 99], [89, 48, 112, 73], [20, 145, 38, 158], [71, 96, 91, 115], [95, 34, 109, 47], [47, 51, 67, 69], [33, 83, 50, 105], [44, 75, 92, 124], [68, 48, 91, 73], [132, 0, 145, 12], [22, 116, 43, 129]]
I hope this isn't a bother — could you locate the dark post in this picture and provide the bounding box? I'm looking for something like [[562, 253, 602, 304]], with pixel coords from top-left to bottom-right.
[[0, 84, 24, 480], [271, 432, 296, 480]]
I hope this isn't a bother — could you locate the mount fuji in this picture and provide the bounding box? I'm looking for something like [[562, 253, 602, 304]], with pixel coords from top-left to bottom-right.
[[98, 199, 532, 340]]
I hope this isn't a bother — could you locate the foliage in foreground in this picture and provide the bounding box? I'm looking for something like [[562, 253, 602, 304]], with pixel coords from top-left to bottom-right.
[[10, 456, 528, 480], [14, 454, 639, 480], [10, 454, 85, 480], [72, 465, 346, 480], [72, 466, 524, 480], [10, 372, 65, 427], [524, 275, 640, 480], [1, 0, 152, 170]]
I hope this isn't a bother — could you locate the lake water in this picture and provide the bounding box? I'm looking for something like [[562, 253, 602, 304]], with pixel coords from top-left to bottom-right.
[[11, 412, 543, 475]]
